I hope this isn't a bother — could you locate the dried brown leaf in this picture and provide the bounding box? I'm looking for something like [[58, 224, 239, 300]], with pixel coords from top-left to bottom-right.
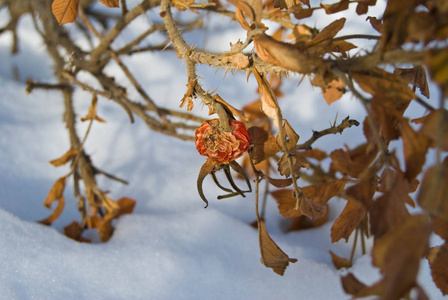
[[117, 197, 137, 217], [367, 16, 382, 33], [427, 244, 448, 295], [52, 0, 79, 24], [308, 18, 346, 46], [39, 195, 65, 226], [418, 157, 448, 220], [98, 0, 119, 7], [273, 0, 296, 9], [242, 100, 266, 121], [352, 70, 415, 100], [330, 144, 378, 178], [426, 49, 448, 95], [331, 176, 376, 242], [356, 0, 376, 15], [302, 178, 346, 203], [248, 126, 281, 164], [370, 169, 412, 238], [394, 67, 430, 98], [49, 147, 78, 167], [401, 118, 430, 180], [271, 189, 302, 218], [38, 176, 67, 225], [43, 176, 66, 208], [253, 33, 319, 73], [266, 176, 293, 188], [372, 215, 431, 300], [98, 213, 115, 242], [330, 251, 352, 269], [214, 95, 248, 122], [322, 77, 345, 105], [227, 0, 256, 27], [293, 7, 315, 19], [258, 220, 297, 275], [81, 95, 106, 123], [276, 120, 299, 150], [320, 0, 349, 14], [299, 196, 328, 220], [331, 199, 367, 242], [341, 273, 368, 295], [253, 67, 280, 127], [419, 109, 448, 151], [64, 221, 90, 243], [277, 152, 309, 178], [432, 217, 448, 240]]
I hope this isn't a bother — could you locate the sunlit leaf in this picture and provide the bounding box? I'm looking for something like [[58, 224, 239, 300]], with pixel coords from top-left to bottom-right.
[[98, 0, 120, 7], [52, 0, 79, 24]]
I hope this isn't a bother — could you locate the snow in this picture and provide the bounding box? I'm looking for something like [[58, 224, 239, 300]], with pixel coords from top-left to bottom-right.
[[0, 4, 445, 300]]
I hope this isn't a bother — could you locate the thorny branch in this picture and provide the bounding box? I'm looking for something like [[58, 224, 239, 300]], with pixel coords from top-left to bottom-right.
[[3, 0, 448, 294]]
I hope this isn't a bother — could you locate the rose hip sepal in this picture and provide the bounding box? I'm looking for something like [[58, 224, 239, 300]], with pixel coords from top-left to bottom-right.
[[195, 118, 251, 165], [195, 119, 252, 207]]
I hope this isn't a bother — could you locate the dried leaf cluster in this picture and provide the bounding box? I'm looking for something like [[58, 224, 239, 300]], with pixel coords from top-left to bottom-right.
[[2, 0, 448, 297]]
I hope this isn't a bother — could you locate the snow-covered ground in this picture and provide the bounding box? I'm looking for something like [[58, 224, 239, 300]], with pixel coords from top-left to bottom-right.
[[0, 2, 445, 299]]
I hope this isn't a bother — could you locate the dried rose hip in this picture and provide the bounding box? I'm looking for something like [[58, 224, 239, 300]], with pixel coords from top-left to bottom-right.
[[195, 118, 250, 164]]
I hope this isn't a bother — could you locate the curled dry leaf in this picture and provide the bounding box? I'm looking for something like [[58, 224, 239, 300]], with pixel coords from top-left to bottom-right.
[[81, 95, 106, 123], [64, 221, 91, 243], [180, 80, 197, 111], [330, 251, 352, 269], [213, 95, 248, 122], [49, 147, 79, 167], [52, 0, 79, 25], [197, 158, 217, 207], [253, 67, 280, 127], [394, 67, 430, 98], [258, 220, 297, 275], [276, 120, 299, 151], [38, 176, 67, 225], [253, 33, 319, 74], [116, 197, 137, 217]]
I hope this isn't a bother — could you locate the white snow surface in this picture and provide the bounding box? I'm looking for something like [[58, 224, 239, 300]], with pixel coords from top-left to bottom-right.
[[0, 3, 445, 299]]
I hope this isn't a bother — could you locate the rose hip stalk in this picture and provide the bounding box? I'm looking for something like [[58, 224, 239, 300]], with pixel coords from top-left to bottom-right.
[[195, 118, 252, 207]]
